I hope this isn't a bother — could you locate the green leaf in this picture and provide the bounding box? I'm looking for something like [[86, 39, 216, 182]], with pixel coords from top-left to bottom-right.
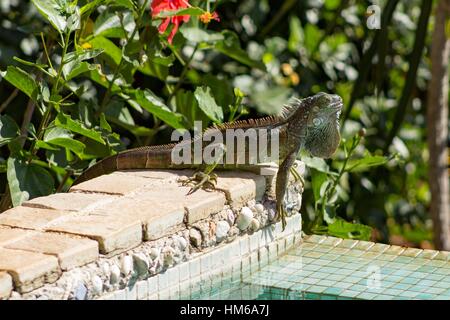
[[63, 49, 104, 79], [310, 168, 328, 203], [156, 7, 204, 18], [327, 218, 372, 240], [346, 155, 389, 173], [131, 89, 185, 129], [0, 115, 20, 147], [302, 156, 332, 174], [43, 127, 86, 155], [80, 0, 106, 15], [194, 86, 224, 123], [7, 156, 54, 207], [89, 36, 122, 66], [94, 10, 135, 38], [215, 31, 266, 70], [55, 113, 105, 144], [31, 0, 67, 33], [288, 16, 303, 52], [99, 113, 112, 132], [304, 24, 323, 55], [180, 27, 224, 43], [2, 66, 38, 101]]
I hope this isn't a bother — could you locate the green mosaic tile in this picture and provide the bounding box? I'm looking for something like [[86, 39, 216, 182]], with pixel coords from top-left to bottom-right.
[[384, 275, 403, 283], [328, 247, 350, 254], [356, 292, 377, 300], [333, 282, 354, 289], [407, 272, 429, 279], [336, 239, 359, 249], [417, 250, 439, 260], [304, 292, 321, 299], [323, 287, 343, 295], [305, 285, 327, 294], [432, 281, 450, 289], [321, 294, 338, 300], [402, 248, 423, 257], [340, 290, 360, 298], [384, 246, 406, 256], [383, 288, 403, 296], [415, 293, 434, 300], [370, 243, 390, 253], [386, 283, 411, 291], [353, 241, 375, 251], [350, 282, 371, 291], [393, 256, 415, 264], [304, 235, 326, 244], [424, 287, 446, 295], [302, 277, 321, 285], [326, 274, 348, 282], [315, 279, 337, 287], [397, 291, 419, 298], [416, 279, 437, 287], [433, 251, 450, 261], [320, 237, 343, 247], [373, 294, 395, 300]]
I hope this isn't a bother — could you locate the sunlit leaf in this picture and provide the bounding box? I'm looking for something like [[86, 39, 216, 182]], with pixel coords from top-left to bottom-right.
[[7, 156, 54, 207]]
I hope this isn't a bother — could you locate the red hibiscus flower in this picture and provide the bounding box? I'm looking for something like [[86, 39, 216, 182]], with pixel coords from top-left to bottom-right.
[[151, 0, 191, 44]]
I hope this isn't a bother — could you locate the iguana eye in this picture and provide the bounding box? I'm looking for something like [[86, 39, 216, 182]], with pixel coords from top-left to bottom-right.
[[313, 117, 323, 126]]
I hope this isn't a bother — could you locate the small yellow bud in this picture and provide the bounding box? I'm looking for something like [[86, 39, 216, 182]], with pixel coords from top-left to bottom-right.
[[81, 42, 92, 50]]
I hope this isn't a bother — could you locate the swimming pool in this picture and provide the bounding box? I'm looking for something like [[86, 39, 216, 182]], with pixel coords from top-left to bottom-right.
[[181, 235, 450, 300]]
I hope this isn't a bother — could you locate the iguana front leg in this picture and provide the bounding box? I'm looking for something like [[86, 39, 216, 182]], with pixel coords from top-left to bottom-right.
[[276, 152, 298, 229], [181, 164, 219, 195], [179, 143, 225, 195]]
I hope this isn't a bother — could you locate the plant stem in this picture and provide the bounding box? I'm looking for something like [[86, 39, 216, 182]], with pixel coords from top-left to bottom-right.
[[0, 88, 19, 113], [98, 0, 150, 115], [167, 44, 199, 104]]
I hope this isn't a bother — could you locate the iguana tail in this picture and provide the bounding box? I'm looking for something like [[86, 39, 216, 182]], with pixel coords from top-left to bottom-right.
[[73, 146, 175, 185]]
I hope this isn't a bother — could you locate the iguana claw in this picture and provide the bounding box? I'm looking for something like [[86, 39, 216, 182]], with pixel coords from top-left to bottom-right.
[[180, 171, 218, 195]]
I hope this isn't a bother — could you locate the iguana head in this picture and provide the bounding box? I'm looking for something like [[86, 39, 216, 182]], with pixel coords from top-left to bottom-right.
[[303, 92, 342, 158]]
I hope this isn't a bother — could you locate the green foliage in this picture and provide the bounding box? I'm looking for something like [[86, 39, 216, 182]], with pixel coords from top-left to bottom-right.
[[0, 0, 437, 246]]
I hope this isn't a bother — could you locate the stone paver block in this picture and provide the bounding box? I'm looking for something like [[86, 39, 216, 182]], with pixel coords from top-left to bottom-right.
[[215, 171, 266, 206], [96, 195, 185, 241], [0, 226, 38, 247], [6, 232, 99, 271], [46, 215, 142, 255], [70, 172, 160, 195], [0, 272, 13, 299], [136, 185, 226, 225], [23, 192, 118, 212], [0, 248, 60, 293], [0, 206, 71, 231]]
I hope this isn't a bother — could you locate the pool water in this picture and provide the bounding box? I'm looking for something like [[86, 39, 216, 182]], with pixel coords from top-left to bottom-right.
[[181, 235, 450, 300]]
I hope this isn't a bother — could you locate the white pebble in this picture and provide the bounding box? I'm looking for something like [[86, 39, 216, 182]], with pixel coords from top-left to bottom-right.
[[175, 236, 188, 251], [255, 203, 265, 214], [236, 207, 253, 230], [250, 218, 260, 231], [102, 262, 110, 276], [121, 255, 133, 276], [110, 265, 121, 284], [91, 276, 103, 295], [149, 247, 159, 260], [215, 220, 231, 242]]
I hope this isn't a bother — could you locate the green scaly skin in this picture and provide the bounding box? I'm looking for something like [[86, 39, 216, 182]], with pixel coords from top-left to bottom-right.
[[74, 92, 343, 229]]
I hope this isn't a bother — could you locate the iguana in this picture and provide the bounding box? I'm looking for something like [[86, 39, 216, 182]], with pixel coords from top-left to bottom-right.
[[74, 92, 343, 228]]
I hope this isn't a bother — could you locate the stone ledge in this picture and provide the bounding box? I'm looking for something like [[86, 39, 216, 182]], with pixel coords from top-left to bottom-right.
[[0, 248, 61, 293], [0, 165, 305, 299], [5, 232, 99, 271]]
